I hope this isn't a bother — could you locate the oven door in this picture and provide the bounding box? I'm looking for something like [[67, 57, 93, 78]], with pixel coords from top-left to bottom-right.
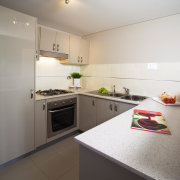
[[47, 104, 76, 138]]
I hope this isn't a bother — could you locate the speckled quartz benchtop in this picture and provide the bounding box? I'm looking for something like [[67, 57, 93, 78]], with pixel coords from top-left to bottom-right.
[[75, 99, 180, 180], [36, 89, 140, 105]]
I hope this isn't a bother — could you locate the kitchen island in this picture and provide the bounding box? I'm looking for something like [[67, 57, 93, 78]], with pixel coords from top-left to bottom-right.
[[75, 99, 180, 180]]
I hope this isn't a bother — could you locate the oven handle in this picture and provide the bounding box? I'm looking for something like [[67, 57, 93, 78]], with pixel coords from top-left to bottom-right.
[[48, 106, 74, 113]]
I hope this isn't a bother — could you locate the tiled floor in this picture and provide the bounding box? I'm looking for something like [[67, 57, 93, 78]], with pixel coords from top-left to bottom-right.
[[0, 134, 79, 180]]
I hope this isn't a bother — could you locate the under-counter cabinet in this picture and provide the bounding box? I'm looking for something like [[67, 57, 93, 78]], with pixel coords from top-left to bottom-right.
[[69, 35, 90, 64], [114, 101, 135, 116], [79, 95, 136, 131], [39, 26, 69, 54], [97, 98, 136, 125], [79, 95, 97, 131], [35, 100, 47, 148], [96, 99, 115, 125]]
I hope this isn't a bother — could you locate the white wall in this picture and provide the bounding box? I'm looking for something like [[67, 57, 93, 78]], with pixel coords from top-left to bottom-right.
[[36, 57, 80, 90], [88, 14, 180, 64], [81, 15, 180, 99]]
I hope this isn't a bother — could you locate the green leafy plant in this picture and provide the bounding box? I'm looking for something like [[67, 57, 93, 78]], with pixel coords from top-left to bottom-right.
[[70, 72, 83, 79]]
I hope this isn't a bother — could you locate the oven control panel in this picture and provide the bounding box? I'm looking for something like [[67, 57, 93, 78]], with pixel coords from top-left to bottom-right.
[[47, 98, 77, 109]]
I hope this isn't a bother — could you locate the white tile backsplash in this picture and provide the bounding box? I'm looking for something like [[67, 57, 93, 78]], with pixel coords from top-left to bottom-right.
[[81, 63, 180, 100], [36, 58, 180, 100], [36, 57, 80, 90]]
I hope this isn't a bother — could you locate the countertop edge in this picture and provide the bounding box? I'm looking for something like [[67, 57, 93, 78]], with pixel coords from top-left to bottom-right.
[[74, 137, 154, 180], [36, 90, 141, 105]]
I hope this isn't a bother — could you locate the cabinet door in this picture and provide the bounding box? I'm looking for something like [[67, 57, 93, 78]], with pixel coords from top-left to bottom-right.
[[0, 6, 35, 165], [39, 27, 56, 52], [56, 32, 69, 54], [69, 35, 81, 64], [80, 39, 89, 64], [114, 102, 136, 117], [79, 95, 96, 131], [96, 98, 114, 125], [35, 100, 47, 148]]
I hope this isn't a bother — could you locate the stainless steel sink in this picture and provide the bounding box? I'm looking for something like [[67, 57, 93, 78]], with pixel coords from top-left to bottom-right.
[[108, 93, 124, 97], [87, 91, 147, 102], [120, 95, 147, 101]]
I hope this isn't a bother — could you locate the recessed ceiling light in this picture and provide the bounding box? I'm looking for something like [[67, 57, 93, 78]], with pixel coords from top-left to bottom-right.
[[65, 0, 70, 4]]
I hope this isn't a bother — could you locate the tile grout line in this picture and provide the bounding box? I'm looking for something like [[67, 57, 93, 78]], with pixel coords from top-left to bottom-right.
[[30, 159, 50, 180], [82, 76, 180, 83]]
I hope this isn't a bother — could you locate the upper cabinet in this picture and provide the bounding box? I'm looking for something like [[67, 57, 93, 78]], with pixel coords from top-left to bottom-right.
[[69, 35, 90, 65], [38, 26, 90, 65], [39, 27, 69, 54], [56, 31, 69, 54]]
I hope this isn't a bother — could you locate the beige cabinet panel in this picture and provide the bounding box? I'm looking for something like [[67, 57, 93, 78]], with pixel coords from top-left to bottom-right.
[[69, 35, 89, 65], [56, 32, 69, 54], [35, 100, 47, 148], [0, 6, 36, 165], [80, 38, 90, 64], [79, 95, 97, 131], [39, 27, 56, 52], [69, 35, 81, 64]]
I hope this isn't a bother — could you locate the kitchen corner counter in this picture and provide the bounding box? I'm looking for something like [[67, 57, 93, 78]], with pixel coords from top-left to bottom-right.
[[75, 99, 180, 180], [36, 88, 140, 105]]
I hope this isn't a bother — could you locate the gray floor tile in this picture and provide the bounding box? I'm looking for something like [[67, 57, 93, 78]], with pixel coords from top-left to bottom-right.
[[0, 157, 48, 180], [0, 133, 80, 180]]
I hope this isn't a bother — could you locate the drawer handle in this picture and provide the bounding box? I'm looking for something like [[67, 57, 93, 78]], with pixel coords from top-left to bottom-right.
[[109, 104, 113, 111], [114, 105, 117, 112], [92, 100, 95, 106], [57, 44, 59, 52], [43, 103, 46, 110]]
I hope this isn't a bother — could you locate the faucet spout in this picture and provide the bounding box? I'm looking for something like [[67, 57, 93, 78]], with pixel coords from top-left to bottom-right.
[[123, 87, 130, 95], [113, 85, 116, 95]]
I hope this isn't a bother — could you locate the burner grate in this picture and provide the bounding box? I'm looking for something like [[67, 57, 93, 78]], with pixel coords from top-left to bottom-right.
[[36, 89, 73, 96]]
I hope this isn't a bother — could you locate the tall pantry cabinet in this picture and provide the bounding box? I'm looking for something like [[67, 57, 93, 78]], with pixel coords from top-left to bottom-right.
[[0, 6, 36, 165]]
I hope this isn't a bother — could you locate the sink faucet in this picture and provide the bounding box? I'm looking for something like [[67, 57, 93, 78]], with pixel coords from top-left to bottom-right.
[[113, 85, 116, 95], [123, 87, 130, 95]]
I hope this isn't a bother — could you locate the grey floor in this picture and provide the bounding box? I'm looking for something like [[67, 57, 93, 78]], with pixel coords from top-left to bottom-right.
[[0, 134, 79, 180]]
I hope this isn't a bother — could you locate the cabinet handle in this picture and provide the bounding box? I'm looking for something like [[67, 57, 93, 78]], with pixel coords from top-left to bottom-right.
[[53, 43, 56, 51], [43, 103, 46, 110], [35, 50, 39, 60], [57, 44, 59, 52], [109, 104, 113, 111], [114, 104, 118, 112], [92, 100, 95, 106], [30, 89, 34, 99], [81, 57, 83, 63], [78, 56, 80, 63]]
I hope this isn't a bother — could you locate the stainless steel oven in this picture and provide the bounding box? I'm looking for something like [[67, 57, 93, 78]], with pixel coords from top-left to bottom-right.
[[47, 98, 77, 138]]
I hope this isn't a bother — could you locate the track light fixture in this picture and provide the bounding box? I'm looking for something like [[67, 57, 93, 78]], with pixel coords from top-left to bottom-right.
[[65, 0, 70, 4]]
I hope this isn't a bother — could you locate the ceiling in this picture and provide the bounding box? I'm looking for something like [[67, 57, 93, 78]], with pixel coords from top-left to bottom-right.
[[0, 0, 180, 36]]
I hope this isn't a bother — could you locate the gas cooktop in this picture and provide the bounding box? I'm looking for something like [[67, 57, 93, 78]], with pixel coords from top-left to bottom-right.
[[36, 89, 73, 96]]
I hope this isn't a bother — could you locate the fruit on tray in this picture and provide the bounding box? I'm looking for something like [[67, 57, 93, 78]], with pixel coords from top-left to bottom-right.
[[98, 87, 109, 94], [161, 92, 176, 104]]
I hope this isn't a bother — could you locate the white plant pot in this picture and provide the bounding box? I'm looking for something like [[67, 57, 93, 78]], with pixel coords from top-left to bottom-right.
[[74, 78, 81, 88]]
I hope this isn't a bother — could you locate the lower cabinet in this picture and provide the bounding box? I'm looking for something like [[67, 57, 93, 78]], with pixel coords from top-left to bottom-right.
[[114, 101, 136, 116], [79, 95, 97, 131], [97, 98, 136, 125], [96, 99, 115, 125], [35, 100, 47, 148], [79, 95, 136, 131]]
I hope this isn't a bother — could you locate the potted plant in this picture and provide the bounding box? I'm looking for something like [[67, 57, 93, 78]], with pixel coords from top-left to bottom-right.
[[70, 72, 83, 88]]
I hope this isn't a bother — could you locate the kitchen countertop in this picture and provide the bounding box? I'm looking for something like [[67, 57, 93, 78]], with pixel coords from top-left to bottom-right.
[[36, 88, 140, 105], [75, 99, 180, 180]]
